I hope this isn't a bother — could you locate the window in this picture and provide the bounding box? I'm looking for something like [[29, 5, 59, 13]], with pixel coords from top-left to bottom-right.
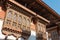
[[7, 11, 12, 19], [51, 31, 59, 40], [27, 19, 30, 27], [40, 23, 45, 32], [6, 20, 11, 25], [37, 23, 40, 31], [13, 13, 17, 21], [26, 19, 30, 31], [21, 25, 26, 30], [12, 22, 17, 27], [43, 27, 45, 32], [18, 24, 21, 29], [40, 24, 43, 32], [23, 17, 26, 25], [18, 15, 22, 24], [43, 25, 46, 32]]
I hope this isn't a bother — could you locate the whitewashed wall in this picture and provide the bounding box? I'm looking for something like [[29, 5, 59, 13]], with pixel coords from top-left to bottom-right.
[[28, 30, 36, 40], [0, 20, 5, 39]]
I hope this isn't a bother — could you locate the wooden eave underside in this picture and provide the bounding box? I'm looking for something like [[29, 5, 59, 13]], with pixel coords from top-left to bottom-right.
[[15, 0, 60, 22], [14, 0, 60, 28]]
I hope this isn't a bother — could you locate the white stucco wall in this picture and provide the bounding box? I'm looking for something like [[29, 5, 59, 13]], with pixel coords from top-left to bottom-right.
[[0, 20, 5, 39], [28, 30, 36, 40], [46, 32, 48, 40]]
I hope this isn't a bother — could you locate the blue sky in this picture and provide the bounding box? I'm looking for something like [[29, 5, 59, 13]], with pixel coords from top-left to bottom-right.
[[43, 0, 60, 15]]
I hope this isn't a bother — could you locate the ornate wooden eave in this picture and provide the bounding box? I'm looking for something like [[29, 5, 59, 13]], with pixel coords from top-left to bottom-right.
[[15, 0, 60, 18], [14, 0, 60, 23], [30, 0, 59, 21], [27, 2, 57, 22], [9, 0, 49, 23], [36, 0, 60, 18]]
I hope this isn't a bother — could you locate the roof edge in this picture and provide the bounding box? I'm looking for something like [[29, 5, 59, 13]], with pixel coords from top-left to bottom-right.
[[36, 0, 60, 19], [9, 0, 50, 23]]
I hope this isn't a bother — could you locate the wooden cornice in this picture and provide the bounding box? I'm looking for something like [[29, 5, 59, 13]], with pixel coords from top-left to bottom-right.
[[9, 0, 50, 23], [14, 0, 60, 20], [22, 0, 60, 22], [36, 0, 60, 19]]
